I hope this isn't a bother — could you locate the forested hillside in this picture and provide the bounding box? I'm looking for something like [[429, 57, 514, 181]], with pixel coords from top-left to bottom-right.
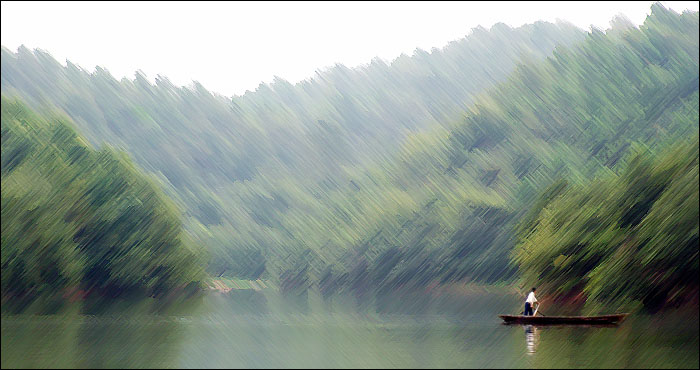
[[1, 97, 204, 300], [1, 3, 697, 310], [0, 20, 586, 284], [514, 134, 698, 312]]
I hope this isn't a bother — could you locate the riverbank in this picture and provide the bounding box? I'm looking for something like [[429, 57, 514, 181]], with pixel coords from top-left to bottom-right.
[[206, 278, 272, 292]]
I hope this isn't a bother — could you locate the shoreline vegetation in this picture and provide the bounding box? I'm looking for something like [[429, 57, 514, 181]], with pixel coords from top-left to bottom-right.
[[3, 280, 697, 321]]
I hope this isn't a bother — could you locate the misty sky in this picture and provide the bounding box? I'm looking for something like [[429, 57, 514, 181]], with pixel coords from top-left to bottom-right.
[[2, 1, 698, 97]]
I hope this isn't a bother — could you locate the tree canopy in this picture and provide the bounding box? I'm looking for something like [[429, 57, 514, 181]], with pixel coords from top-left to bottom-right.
[[1, 97, 205, 299]]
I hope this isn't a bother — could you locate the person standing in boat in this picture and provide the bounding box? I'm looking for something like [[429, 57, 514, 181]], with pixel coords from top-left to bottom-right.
[[524, 287, 538, 316]]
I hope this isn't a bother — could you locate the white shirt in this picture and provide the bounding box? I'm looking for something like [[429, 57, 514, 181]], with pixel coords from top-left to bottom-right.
[[526, 291, 537, 304]]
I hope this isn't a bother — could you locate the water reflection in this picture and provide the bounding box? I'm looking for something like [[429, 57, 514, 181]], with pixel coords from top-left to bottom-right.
[[524, 325, 539, 354], [2, 291, 699, 368]]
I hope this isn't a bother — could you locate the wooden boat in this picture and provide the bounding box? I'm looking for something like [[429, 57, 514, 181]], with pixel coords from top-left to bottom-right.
[[499, 313, 628, 325]]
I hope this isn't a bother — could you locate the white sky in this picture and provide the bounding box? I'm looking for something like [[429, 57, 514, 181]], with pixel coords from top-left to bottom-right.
[[1, 1, 698, 97]]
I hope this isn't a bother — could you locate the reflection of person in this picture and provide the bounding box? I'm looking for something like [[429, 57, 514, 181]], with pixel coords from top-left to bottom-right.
[[524, 287, 538, 316], [524, 325, 539, 354]]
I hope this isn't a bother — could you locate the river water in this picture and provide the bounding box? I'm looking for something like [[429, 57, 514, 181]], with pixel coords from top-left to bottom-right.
[[2, 289, 698, 368]]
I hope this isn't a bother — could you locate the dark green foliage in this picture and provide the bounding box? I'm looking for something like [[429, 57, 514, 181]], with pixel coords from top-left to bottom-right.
[[513, 136, 698, 312], [1, 97, 205, 299]]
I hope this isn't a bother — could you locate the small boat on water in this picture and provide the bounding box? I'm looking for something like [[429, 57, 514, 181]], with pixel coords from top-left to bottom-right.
[[499, 313, 628, 325]]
